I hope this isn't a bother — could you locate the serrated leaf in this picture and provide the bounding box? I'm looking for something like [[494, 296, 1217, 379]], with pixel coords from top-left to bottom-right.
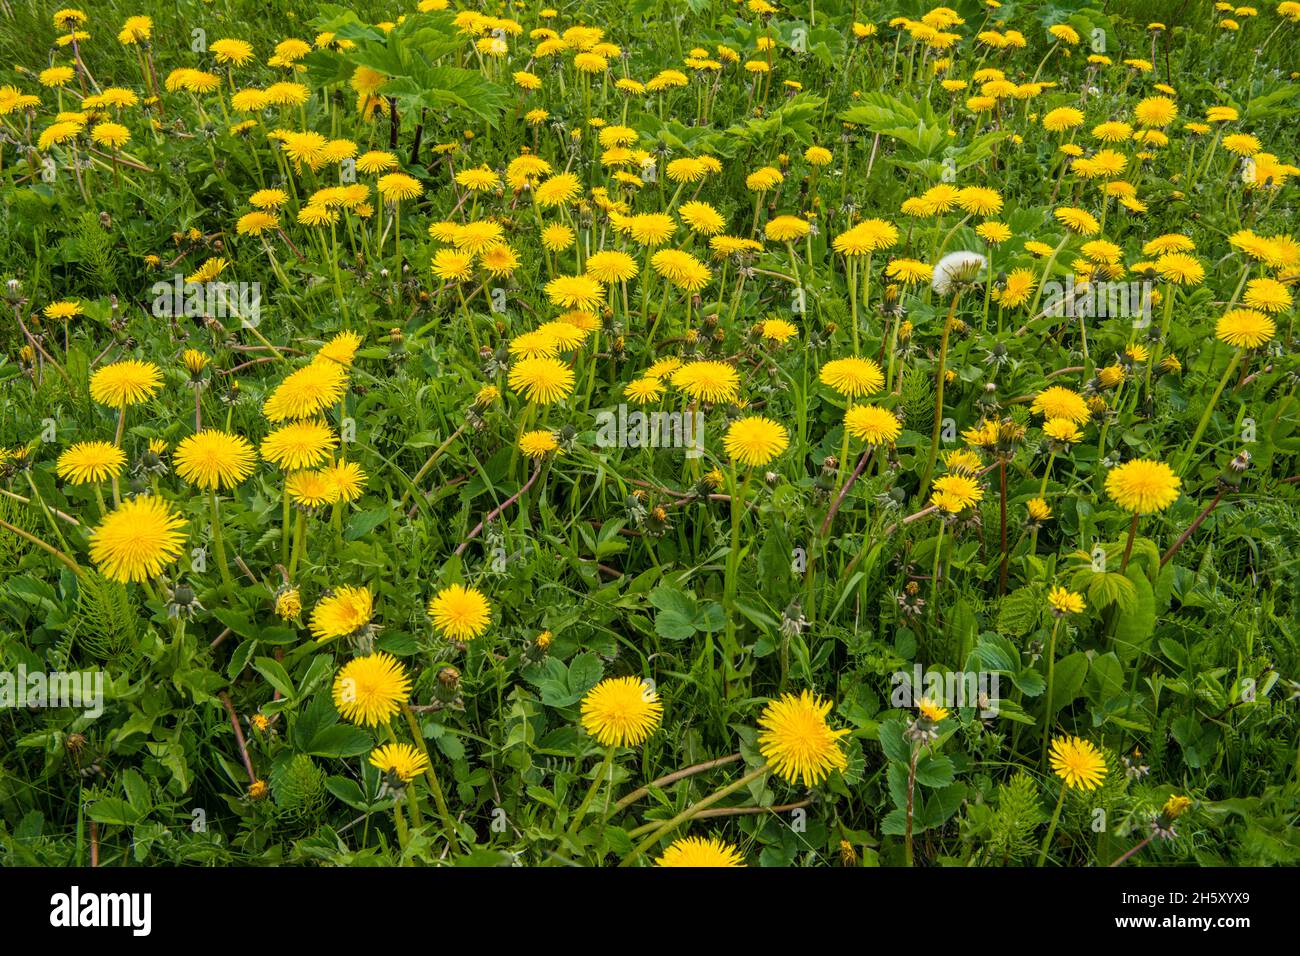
[[914, 754, 954, 788], [253, 657, 295, 699], [998, 587, 1041, 637]]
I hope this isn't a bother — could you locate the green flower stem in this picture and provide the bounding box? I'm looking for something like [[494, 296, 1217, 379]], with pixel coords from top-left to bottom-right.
[[567, 745, 615, 836], [884, 307, 903, 393], [24, 473, 72, 553], [287, 509, 306, 579], [931, 516, 945, 602], [1038, 451, 1057, 497], [1144, 286, 1176, 398], [0, 517, 84, 579], [920, 292, 962, 495], [399, 424, 467, 508], [723, 463, 750, 667], [208, 489, 235, 590], [860, 252, 873, 340], [1119, 513, 1141, 574], [384, 724, 423, 829], [509, 402, 537, 477], [904, 741, 920, 866], [1036, 781, 1068, 867], [619, 763, 770, 866], [280, 484, 291, 567], [392, 796, 410, 852], [1027, 234, 1069, 318], [1040, 616, 1062, 768], [456, 285, 481, 353], [400, 702, 461, 855], [243, 320, 291, 366], [1092, 379, 1124, 495], [1179, 349, 1243, 476], [847, 255, 859, 356]]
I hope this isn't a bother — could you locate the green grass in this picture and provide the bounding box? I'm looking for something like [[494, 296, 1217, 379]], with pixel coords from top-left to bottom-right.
[[0, 0, 1298, 867]]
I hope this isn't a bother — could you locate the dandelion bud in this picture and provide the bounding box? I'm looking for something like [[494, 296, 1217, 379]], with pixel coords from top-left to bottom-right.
[[275, 587, 302, 620], [435, 666, 462, 704]]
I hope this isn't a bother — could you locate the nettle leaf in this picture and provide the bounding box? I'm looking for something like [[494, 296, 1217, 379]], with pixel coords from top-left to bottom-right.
[[567, 652, 604, 698], [881, 807, 908, 836], [886, 761, 909, 809], [122, 769, 152, 813], [840, 91, 942, 131], [346, 506, 390, 541], [293, 692, 339, 752], [383, 70, 509, 128], [972, 633, 1021, 674], [1087, 652, 1125, 704], [997, 586, 1042, 637], [702, 92, 825, 155], [948, 130, 1011, 170], [1072, 569, 1137, 612], [226, 639, 256, 681]]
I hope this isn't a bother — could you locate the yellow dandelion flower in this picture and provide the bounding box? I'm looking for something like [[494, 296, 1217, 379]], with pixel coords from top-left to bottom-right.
[[723, 416, 789, 467], [174, 430, 256, 490], [930, 473, 984, 511], [89, 359, 162, 409], [1048, 736, 1107, 790], [89, 496, 187, 583], [369, 742, 429, 781], [260, 420, 338, 471], [262, 360, 348, 422], [580, 676, 663, 747], [820, 357, 885, 399], [1105, 458, 1181, 513], [656, 836, 746, 867], [56, 441, 126, 485], [671, 360, 740, 404], [333, 652, 410, 726], [311, 585, 373, 641], [286, 468, 341, 508], [320, 460, 367, 503], [508, 356, 575, 404], [1215, 308, 1274, 348], [844, 405, 901, 445], [427, 583, 492, 641], [1048, 585, 1086, 616], [757, 690, 849, 787], [518, 429, 560, 459], [1031, 386, 1090, 425]]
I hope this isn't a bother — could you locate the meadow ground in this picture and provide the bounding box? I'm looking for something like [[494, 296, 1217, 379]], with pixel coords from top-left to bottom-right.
[[0, 0, 1298, 869]]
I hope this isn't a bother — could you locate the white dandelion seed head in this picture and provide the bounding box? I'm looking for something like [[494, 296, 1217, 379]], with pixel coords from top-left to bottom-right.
[[932, 250, 988, 295]]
